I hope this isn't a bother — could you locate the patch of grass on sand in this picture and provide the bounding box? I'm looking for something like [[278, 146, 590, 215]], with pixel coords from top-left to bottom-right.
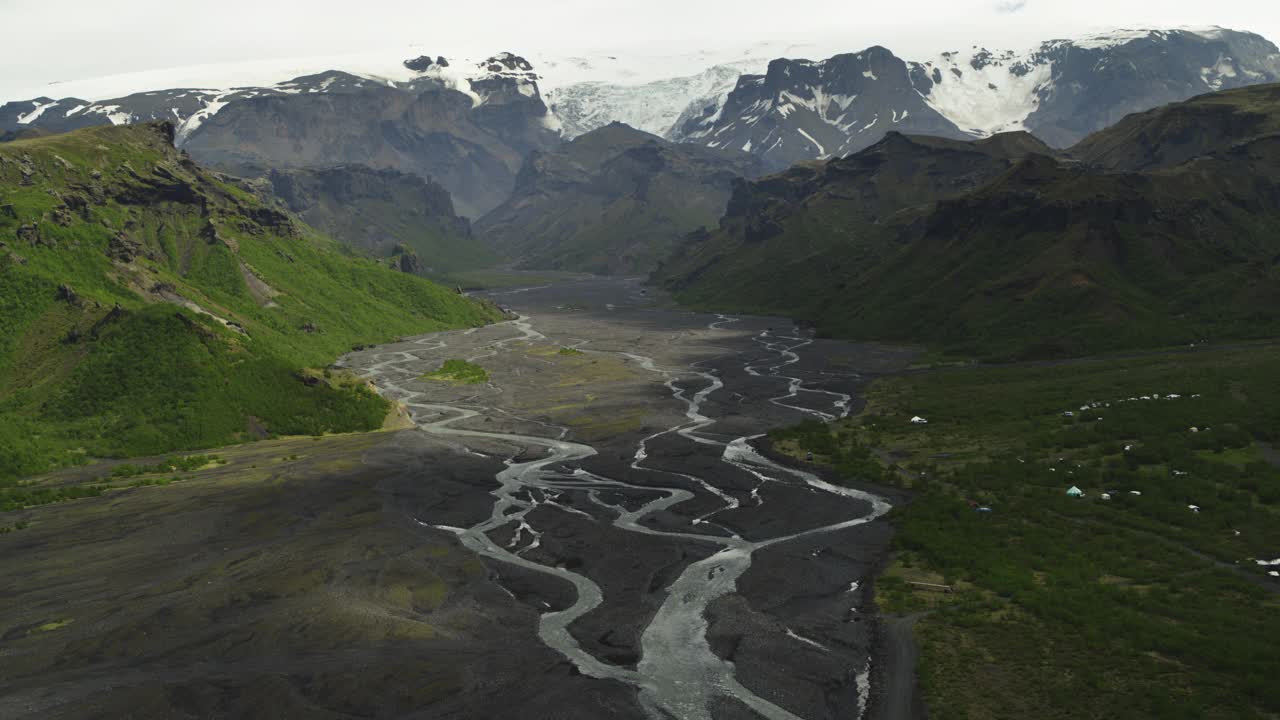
[[110, 455, 225, 478], [33, 619, 73, 634], [421, 359, 489, 385]]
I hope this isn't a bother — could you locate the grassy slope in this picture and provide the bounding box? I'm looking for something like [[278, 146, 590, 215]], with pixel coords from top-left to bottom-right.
[[772, 345, 1280, 718], [0, 123, 501, 481]]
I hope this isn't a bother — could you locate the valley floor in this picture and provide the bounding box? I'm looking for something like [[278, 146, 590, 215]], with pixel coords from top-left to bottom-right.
[[0, 277, 920, 720]]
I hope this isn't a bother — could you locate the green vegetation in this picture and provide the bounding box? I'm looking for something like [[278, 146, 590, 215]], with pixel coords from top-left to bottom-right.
[[33, 619, 74, 633], [558, 346, 584, 356], [776, 344, 1280, 719], [1, 483, 107, 512], [0, 123, 502, 482], [421, 359, 489, 385], [110, 455, 223, 478], [128, 476, 184, 488]]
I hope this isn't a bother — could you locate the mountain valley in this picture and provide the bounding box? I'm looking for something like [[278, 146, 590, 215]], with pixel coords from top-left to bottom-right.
[[3, 16, 1280, 720]]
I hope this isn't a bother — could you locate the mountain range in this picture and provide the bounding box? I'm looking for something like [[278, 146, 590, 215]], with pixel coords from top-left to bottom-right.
[[5, 28, 1278, 213], [654, 83, 1280, 359], [672, 28, 1280, 170]]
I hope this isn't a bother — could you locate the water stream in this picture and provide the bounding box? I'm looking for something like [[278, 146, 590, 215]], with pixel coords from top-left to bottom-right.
[[351, 310, 889, 720]]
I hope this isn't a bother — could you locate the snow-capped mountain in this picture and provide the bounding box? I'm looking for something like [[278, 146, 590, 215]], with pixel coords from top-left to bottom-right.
[[544, 63, 755, 139], [911, 27, 1280, 146], [674, 27, 1280, 170], [178, 55, 560, 218], [0, 52, 556, 145], [0, 41, 860, 144], [4, 28, 1278, 196], [669, 47, 972, 170]]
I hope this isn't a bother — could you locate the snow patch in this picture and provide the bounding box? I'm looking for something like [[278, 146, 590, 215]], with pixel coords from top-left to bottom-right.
[[918, 48, 1051, 136], [17, 100, 58, 125], [175, 94, 232, 145], [1201, 54, 1239, 90], [796, 127, 825, 156]]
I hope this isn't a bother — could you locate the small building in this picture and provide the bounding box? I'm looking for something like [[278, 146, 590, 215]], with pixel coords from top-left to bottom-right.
[[1067, 486, 1085, 498], [1100, 493, 1112, 500]]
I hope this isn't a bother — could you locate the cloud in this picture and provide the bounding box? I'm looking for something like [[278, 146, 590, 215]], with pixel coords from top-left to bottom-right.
[[995, 0, 1029, 12]]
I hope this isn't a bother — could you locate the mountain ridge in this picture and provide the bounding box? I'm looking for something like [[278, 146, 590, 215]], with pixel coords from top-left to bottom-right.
[[654, 84, 1280, 359], [6, 27, 1278, 175]]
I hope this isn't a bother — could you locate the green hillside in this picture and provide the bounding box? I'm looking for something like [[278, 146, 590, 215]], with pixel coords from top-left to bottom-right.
[[0, 123, 502, 481], [774, 343, 1280, 718]]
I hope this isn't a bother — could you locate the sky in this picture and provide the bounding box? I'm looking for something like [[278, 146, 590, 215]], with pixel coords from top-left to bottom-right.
[[1, 0, 1278, 101]]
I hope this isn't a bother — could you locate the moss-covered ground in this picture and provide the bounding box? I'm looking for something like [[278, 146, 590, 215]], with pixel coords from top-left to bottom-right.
[[773, 344, 1280, 719]]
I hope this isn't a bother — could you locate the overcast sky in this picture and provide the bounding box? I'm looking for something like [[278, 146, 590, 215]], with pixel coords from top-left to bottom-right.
[[2, 0, 1278, 100]]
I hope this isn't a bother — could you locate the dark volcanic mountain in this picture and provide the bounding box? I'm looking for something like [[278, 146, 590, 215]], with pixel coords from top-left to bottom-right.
[[264, 165, 495, 275], [673, 28, 1280, 168], [670, 47, 970, 171], [476, 123, 763, 274], [183, 65, 559, 219], [655, 84, 1280, 359]]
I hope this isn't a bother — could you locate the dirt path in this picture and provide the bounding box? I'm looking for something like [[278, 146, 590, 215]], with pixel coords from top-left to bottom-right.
[[905, 339, 1280, 376], [1258, 441, 1280, 469], [872, 613, 929, 720]]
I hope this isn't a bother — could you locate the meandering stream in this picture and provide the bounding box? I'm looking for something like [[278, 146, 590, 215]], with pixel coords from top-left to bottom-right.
[[349, 301, 890, 720]]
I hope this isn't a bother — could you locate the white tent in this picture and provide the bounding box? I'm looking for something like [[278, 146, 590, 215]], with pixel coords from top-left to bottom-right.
[[1067, 486, 1084, 497]]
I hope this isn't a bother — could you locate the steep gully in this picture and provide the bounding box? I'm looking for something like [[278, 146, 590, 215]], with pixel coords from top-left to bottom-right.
[[349, 308, 890, 720]]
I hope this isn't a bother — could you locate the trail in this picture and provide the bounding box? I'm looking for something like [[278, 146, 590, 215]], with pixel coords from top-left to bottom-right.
[[351, 310, 889, 720]]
